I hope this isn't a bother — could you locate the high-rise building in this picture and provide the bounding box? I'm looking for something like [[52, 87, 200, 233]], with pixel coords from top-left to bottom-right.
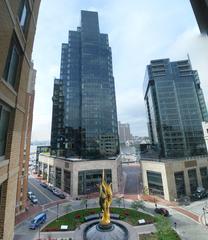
[[142, 58, 208, 201], [144, 58, 208, 158], [39, 11, 121, 197], [0, 1, 40, 239], [50, 10, 119, 159], [190, 0, 208, 34], [118, 121, 132, 143]]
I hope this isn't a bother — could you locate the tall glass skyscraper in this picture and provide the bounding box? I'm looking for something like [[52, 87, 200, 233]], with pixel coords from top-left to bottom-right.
[[51, 10, 119, 159], [144, 58, 208, 158]]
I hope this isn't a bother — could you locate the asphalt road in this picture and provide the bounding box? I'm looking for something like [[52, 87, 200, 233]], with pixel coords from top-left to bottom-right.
[[122, 164, 142, 194], [14, 198, 208, 240], [28, 176, 60, 205]]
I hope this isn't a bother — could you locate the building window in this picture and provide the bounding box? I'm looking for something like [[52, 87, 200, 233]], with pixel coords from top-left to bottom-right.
[[188, 169, 198, 194], [78, 169, 112, 195], [64, 170, 71, 194], [174, 171, 186, 198], [19, 0, 31, 34], [0, 103, 10, 157], [3, 35, 22, 88], [55, 167, 62, 188], [200, 167, 208, 190], [147, 171, 164, 197]]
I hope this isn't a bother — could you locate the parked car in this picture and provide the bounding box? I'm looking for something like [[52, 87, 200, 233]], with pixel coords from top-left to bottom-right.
[[53, 189, 66, 199], [47, 185, 56, 192], [40, 182, 48, 188], [30, 195, 38, 204], [192, 187, 208, 200], [178, 196, 190, 206], [154, 208, 169, 217], [28, 191, 33, 199], [29, 212, 47, 230]]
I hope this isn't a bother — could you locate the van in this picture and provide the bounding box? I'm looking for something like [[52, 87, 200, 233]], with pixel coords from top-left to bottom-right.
[[29, 212, 47, 230]]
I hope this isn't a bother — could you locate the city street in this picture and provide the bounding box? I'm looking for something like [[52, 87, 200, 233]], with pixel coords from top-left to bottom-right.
[[122, 163, 142, 194], [28, 176, 60, 205], [14, 197, 208, 240]]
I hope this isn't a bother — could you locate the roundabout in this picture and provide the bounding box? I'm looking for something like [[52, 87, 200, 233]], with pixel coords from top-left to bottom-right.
[[42, 171, 155, 239]]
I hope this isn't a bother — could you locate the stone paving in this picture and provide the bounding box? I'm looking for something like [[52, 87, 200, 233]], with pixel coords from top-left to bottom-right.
[[38, 220, 156, 240]]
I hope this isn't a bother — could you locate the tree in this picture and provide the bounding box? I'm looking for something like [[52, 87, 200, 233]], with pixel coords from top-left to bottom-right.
[[155, 215, 174, 240], [131, 200, 144, 210]]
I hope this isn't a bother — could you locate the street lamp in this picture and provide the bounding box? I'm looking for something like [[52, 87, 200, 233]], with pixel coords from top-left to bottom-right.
[[203, 207, 207, 226], [122, 196, 125, 208], [57, 203, 59, 220]]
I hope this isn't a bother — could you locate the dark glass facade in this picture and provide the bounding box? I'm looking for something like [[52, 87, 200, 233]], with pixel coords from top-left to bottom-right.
[[188, 169, 198, 193], [55, 167, 62, 188], [147, 171, 164, 196], [78, 169, 112, 195], [174, 171, 186, 198], [144, 58, 208, 158], [200, 167, 208, 190], [51, 11, 119, 159], [190, 0, 208, 35]]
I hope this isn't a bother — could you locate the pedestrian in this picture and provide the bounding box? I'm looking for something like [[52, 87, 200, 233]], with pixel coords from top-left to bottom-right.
[[86, 202, 88, 209], [174, 222, 177, 229], [155, 203, 157, 208]]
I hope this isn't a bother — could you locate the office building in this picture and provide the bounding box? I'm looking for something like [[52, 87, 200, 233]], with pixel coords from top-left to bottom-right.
[[50, 10, 119, 159], [142, 156, 208, 201], [39, 11, 121, 197], [0, 1, 41, 239], [144, 58, 208, 158], [142, 58, 208, 201], [118, 121, 133, 144], [190, 0, 208, 35]]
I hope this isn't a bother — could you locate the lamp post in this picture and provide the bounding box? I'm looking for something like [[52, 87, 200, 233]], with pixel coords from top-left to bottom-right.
[[122, 196, 125, 208], [203, 207, 207, 226], [57, 203, 59, 220]]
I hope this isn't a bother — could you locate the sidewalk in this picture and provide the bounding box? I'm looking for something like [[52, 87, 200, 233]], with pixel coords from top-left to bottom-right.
[[15, 199, 70, 226], [120, 193, 201, 224]]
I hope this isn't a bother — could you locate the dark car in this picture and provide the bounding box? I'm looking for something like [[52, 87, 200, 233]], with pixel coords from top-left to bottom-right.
[[40, 182, 48, 188], [192, 187, 207, 200], [154, 208, 169, 217]]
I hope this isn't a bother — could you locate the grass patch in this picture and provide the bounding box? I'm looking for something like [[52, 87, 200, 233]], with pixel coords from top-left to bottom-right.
[[140, 233, 158, 240], [42, 207, 154, 232]]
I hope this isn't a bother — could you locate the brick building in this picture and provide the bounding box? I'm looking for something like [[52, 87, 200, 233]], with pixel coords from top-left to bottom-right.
[[0, 1, 40, 239]]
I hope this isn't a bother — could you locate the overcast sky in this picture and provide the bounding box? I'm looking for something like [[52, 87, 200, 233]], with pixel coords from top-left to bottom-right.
[[31, 0, 208, 141]]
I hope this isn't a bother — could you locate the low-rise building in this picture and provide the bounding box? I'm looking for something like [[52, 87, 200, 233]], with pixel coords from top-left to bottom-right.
[[39, 154, 122, 197], [141, 156, 208, 201]]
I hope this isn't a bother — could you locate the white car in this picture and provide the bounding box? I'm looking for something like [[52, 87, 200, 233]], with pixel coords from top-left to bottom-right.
[[30, 195, 38, 204]]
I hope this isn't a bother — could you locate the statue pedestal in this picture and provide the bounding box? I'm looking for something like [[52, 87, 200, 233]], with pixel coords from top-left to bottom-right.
[[97, 222, 114, 231]]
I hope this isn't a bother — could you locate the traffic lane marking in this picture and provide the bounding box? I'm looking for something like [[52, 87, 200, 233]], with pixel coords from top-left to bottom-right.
[[28, 181, 53, 202]]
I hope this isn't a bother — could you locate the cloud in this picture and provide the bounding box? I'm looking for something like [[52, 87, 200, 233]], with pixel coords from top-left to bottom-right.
[[31, 0, 206, 140], [166, 27, 208, 106]]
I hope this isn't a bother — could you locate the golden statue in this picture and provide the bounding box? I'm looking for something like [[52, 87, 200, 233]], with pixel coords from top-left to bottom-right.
[[99, 170, 112, 225]]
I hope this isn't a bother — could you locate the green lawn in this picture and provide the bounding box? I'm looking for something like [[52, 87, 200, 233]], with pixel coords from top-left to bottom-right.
[[146, 216, 181, 240], [42, 207, 154, 232]]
